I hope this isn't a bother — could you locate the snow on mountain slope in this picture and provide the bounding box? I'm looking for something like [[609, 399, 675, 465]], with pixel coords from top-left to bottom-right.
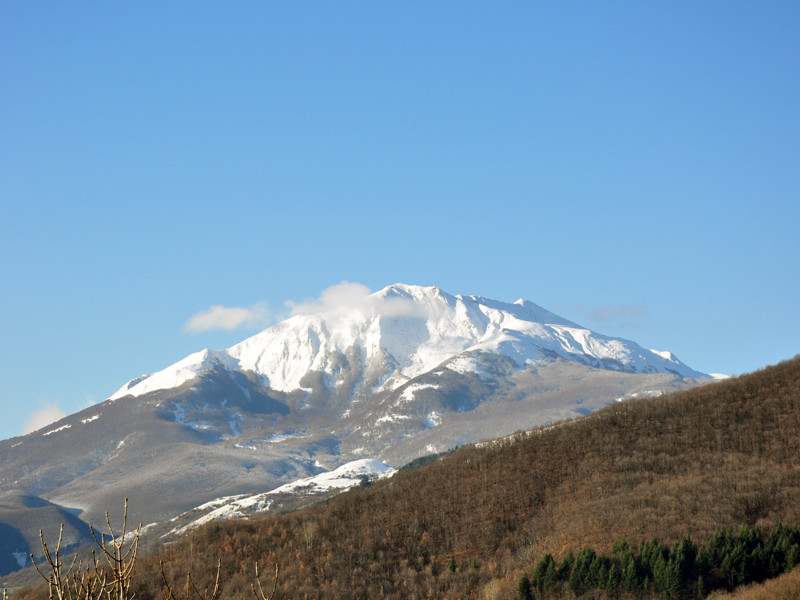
[[110, 349, 236, 400], [267, 459, 395, 495], [110, 284, 708, 401], [165, 460, 395, 537]]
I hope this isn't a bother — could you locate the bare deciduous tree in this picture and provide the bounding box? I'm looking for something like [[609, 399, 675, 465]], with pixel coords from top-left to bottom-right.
[[31, 498, 141, 600]]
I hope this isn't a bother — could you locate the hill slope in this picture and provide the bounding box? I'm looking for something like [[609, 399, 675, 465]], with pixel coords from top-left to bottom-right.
[[88, 355, 800, 599]]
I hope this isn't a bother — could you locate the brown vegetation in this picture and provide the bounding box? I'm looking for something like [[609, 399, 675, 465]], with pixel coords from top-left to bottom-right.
[[707, 567, 800, 600], [13, 356, 800, 599]]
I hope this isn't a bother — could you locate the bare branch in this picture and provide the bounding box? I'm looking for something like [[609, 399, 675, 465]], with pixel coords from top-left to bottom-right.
[[161, 558, 220, 600], [251, 563, 280, 600], [160, 560, 176, 600]]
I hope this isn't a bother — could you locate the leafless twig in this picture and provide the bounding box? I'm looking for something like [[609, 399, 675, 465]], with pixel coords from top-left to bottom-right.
[[161, 558, 221, 600], [251, 562, 280, 600]]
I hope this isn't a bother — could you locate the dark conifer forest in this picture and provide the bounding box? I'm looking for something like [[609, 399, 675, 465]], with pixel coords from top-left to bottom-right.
[[12, 356, 800, 599]]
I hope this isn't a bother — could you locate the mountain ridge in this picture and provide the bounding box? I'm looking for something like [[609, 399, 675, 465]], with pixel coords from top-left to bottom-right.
[[110, 284, 708, 403]]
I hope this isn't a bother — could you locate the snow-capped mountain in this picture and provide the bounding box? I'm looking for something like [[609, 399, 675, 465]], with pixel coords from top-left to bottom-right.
[[0, 284, 713, 580], [111, 284, 706, 403]]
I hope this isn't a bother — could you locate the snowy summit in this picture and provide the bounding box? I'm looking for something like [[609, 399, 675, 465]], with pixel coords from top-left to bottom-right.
[[111, 284, 708, 401]]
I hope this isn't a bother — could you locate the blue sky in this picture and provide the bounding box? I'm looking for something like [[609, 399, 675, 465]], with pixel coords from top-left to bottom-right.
[[1, 2, 798, 441]]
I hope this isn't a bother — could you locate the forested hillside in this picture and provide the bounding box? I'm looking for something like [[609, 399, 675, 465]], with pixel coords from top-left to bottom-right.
[[13, 356, 800, 599]]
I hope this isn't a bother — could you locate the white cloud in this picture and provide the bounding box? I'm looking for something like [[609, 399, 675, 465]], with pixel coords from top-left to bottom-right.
[[183, 302, 271, 333], [287, 282, 372, 316], [23, 404, 67, 435], [185, 282, 423, 335], [286, 281, 423, 319]]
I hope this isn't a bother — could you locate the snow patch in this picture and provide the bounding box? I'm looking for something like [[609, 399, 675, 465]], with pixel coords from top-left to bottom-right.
[[170, 495, 273, 537], [195, 494, 249, 512], [376, 414, 411, 425], [446, 355, 487, 376], [233, 444, 257, 450], [265, 432, 306, 443], [267, 459, 395, 495], [169, 460, 395, 537], [615, 390, 664, 402], [425, 411, 442, 428], [398, 383, 441, 403], [81, 415, 100, 424], [43, 424, 71, 436], [170, 402, 212, 431]]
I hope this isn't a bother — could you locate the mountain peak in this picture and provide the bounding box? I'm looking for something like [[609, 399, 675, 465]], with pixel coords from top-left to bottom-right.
[[371, 283, 455, 312], [109, 285, 709, 401]]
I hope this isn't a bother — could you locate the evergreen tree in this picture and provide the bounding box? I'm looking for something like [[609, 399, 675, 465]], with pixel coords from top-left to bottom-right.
[[652, 553, 676, 598], [640, 537, 667, 576], [668, 535, 698, 594], [533, 553, 557, 593], [662, 557, 682, 599], [622, 551, 640, 593], [612, 539, 630, 555], [785, 544, 800, 572], [697, 574, 707, 600], [557, 550, 574, 582], [430, 558, 440, 576], [768, 553, 782, 578], [518, 572, 533, 600], [569, 547, 596, 595], [587, 554, 609, 590], [695, 546, 711, 584], [606, 563, 621, 594]]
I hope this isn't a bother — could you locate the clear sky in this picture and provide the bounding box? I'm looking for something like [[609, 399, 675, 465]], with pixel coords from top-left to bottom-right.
[[1, 2, 798, 441]]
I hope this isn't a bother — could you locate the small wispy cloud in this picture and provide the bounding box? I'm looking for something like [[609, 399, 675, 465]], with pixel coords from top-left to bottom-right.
[[23, 403, 67, 435], [580, 303, 649, 323], [183, 302, 271, 333], [558, 302, 649, 331]]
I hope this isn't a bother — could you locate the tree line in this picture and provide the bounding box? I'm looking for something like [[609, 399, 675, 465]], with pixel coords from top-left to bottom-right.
[[519, 522, 800, 599]]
